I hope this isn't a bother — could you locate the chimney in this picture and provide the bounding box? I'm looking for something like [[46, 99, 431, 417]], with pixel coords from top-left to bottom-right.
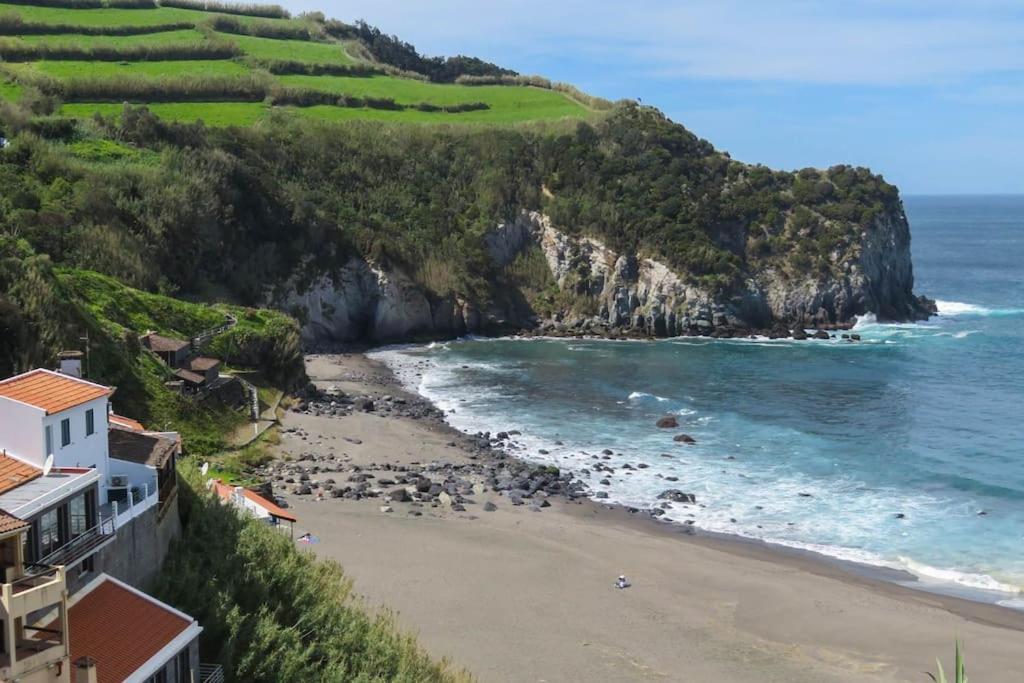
[[57, 350, 84, 379], [74, 656, 98, 683]]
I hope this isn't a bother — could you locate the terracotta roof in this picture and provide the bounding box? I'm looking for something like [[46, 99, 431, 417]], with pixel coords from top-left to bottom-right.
[[0, 453, 41, 495], [67, 576, 196, 683], [0, 369, 112, 415], [108, 428, 177, 468], [212, 480, 297, 523], [141, 334, 190, 353], [109, 414, 145, 432], [0, 510, 28, 536], [173, 368, 205, 385], [188, 356, 221, 372]]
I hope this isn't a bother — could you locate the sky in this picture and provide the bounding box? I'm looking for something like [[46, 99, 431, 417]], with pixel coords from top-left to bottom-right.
[[285, 1, 1023, 194]]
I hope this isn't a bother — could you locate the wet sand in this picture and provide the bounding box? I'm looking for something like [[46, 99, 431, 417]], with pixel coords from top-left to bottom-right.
[[273, 353, 1024, 682]]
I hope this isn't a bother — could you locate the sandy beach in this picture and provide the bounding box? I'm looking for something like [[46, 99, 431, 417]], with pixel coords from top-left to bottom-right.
[[270, 353, 1024, 682]]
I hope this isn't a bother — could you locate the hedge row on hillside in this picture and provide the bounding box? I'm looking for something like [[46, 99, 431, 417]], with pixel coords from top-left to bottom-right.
[[0, 0, 155, 7], [20, 70, 492, 114], [257, 59, 382, 78], [456, 73, 615, 110], [209, 14, 309, 40], [0, 37, 240, 61], [160, 0, 289, 19], [0, 13, 192, 35]]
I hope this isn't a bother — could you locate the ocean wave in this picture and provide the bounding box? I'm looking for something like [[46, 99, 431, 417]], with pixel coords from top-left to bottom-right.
[[897, 556, 1023, 595], [935, 300, 1024, 317], [628, 391, 670, 402]]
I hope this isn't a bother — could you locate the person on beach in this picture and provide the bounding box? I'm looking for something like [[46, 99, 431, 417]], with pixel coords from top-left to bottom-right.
[[615, 575, 630, 589]]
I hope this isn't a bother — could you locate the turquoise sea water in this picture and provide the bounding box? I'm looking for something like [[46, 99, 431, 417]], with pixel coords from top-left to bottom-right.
[[372, 195, 1024, 605]]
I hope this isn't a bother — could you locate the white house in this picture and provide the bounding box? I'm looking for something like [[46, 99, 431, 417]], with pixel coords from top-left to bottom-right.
[[210, 479, 296, 537], [0, 369, 113, 500]]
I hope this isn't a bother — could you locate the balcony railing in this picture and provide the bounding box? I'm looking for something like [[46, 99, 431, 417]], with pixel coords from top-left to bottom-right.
[[199, 663, 225, 683], [36, 516, 116, 569], [105, 479, 159, 528]]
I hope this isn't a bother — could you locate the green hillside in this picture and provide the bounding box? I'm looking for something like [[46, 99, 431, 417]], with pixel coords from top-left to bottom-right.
[[0, 0, 600, 126]]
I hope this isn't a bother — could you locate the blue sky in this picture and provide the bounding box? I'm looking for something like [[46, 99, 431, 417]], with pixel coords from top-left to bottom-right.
[[286, 1, 1023, 194]]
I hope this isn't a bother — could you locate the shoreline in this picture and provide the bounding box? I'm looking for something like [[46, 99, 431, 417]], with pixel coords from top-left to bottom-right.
[[272, 349, 1024, 681], [365, 338, 1023, 610]]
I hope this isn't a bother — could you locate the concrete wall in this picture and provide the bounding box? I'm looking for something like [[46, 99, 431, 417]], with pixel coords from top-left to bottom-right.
[[0, 396, 46, 464], [75, 491, 181, 594], [44, 397, 110, 499]]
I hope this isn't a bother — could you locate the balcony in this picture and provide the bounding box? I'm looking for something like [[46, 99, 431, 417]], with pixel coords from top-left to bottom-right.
[[0, 565, 68, 680], [200, 663, 225, 683], [1, 565, 65, 620], [37, 516, 116, 569]]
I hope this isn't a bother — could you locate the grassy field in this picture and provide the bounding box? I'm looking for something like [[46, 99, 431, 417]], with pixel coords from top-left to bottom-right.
[[0, 1, 597, 127], [15, 28, 207, 47], [0, 3, 302, 28], [222, 32, 352, 65], [32, 58, 250, 79], [278, 74, 588, 115], [62, 100, 269, 125], [0, 77, 20, 101]]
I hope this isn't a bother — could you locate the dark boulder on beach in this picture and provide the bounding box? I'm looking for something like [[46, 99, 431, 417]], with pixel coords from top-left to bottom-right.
[[813, 330, 830, 340], [390, 488, 410, 502], [483, 501, 498, 511], [656, 415, 679, 429], [657, 489, 696, 504], [673, 434, 696, 444]]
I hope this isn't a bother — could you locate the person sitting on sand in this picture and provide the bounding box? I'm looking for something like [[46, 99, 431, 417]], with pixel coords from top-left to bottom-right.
[[615, 575, 630, 589]]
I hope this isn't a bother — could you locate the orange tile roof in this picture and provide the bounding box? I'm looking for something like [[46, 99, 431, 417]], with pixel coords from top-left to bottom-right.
[[0, 510, 28, 536], [0, 453, 41, 496], [0, 369, 112, 415], [109, 414, 145, 432], [68, 578, 193, 683], [212, 480, 297, 523]]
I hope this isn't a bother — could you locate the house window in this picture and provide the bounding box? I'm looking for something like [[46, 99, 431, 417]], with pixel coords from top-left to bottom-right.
[[176, 648, 191, 683], [45, 425, 53, 456], [39, 509, 60, 558], [60, 418, 71, 447], [70, 494, 88, 538], [85, 409, 95, 436], [75, 556, 94, 579]]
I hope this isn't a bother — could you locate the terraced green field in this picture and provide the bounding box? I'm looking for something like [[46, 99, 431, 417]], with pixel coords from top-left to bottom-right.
[[62, 100, 268, 126], [14, 28, 206, 47], [0, 3, 301, 28], [0, 1, 595, 126], [32, 58, 250, 79], [278, 73, 583, 113], [222, 33, 352, 65]]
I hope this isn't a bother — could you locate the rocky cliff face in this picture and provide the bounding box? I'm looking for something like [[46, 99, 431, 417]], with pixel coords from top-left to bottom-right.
[[282, 208, 931, 344], [280, 258, 523, 345]]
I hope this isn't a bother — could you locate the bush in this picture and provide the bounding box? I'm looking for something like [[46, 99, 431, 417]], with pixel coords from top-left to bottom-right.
[[208, 14, 309, 40], [323, 19, 515, 83], [0, 13, 192, 35], [258, 59, 381, 77], [0, 0, 103, 8], [0, 37, 241, 61], [160, 0, 289, 19], [55, 73, 270, 102]]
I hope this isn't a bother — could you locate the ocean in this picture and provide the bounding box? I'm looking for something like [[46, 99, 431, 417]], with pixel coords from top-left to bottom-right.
[[371, 195, 1024, 607]]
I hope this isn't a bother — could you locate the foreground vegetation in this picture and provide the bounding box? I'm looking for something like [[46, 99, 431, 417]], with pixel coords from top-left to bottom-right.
[[155, 460, 470, 682]]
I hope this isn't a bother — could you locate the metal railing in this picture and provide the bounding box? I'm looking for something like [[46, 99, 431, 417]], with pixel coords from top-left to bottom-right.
[[36, 516, 116, 569], [199, 663, 225, 683]]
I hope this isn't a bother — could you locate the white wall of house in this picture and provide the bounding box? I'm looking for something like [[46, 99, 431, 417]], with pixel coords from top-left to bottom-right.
[[232, 489, 272, 522], [0, 394, 112, 499], [109, 458, 158, 495], [43, 397, 111, 498], [0, 396, 45, 465]]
